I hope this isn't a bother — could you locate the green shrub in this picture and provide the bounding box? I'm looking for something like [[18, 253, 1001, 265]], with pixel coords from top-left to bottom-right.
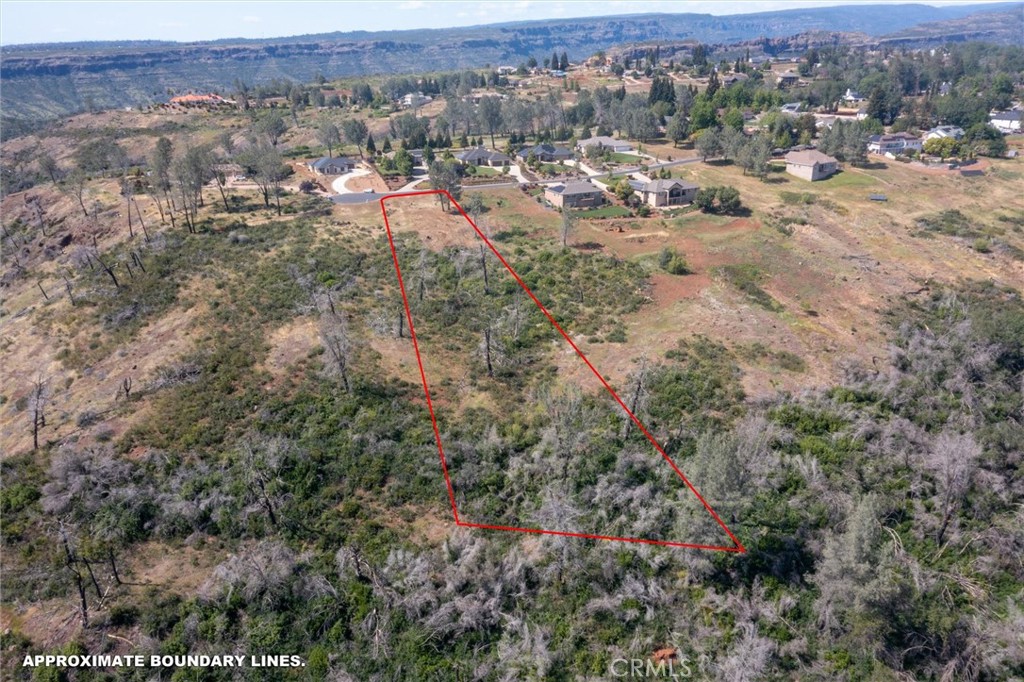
[[658, 247, 691, 275]]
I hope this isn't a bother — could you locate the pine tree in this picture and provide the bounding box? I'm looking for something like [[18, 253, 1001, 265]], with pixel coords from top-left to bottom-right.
[[366, 133, 376, 155]]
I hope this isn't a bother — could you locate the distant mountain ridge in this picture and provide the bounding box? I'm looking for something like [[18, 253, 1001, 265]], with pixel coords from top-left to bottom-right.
[[1, 3, 1021, 120]]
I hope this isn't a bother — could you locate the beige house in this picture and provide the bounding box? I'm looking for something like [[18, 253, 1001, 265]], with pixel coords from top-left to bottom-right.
[[784, 150, 838, 181], [638, 179, 699, 207], [544, 181, 605, 209]]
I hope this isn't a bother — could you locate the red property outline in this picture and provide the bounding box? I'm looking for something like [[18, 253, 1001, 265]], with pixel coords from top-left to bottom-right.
[[380, 190, 745, 553]]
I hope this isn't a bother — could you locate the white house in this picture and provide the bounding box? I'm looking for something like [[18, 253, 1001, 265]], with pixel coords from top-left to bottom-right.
[[924, 125, 965, 141], [576, 136, 633, 153], [400, 92, 432, 109], [990, 110, 1022, 134], [867, 132, 923, 155]]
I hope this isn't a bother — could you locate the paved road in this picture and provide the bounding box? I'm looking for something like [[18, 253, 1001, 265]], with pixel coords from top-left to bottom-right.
[[331, 193, 383, 205]]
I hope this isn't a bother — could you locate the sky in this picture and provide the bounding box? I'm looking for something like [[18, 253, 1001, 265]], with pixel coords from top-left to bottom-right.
[[0, 0, 991, 46]]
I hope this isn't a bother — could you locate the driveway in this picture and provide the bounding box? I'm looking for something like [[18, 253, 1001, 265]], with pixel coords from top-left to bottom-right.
[[330, 167, 373, 194]]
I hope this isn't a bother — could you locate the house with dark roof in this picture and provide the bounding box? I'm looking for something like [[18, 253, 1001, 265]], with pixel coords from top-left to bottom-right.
[[722, 72, 749, 87], [990, 110, 1022, 134], [636, 179, 699, 207], [544, 180, 605, 209], [307, 157, 359, 175], [455, 147, 511, 167], [777, 70, 801, 87], [517, 144, 574, 163], [784, 150, 838, 181]]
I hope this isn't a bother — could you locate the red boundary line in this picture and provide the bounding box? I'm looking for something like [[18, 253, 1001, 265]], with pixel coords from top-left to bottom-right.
[[379, 190, 745, 553]]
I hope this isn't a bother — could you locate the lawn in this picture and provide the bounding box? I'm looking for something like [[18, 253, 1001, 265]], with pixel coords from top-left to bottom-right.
[[574, 204, 632, 218], [607, 152, 644, 164], [465, 165, 503, 177]]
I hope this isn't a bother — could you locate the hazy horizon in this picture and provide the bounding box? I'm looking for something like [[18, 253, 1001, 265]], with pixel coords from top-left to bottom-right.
[[0, 0, 1004, 47]]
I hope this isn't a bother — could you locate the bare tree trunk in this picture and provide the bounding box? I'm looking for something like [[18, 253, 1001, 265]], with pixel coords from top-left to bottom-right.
[[59, 525, 89, 627], [30, 374, 49, 451], [63, 275, 76, 306], [76, 191, 89, 218], [479, 244, 490, 294], [622, 360, 648, 439], [108, 547, 122, 586], [163, 191, 176, 229], [83, 557, 103, 599], [94, 252, 120, 289], [484, 327, 494, 377], [153, 193, 166, 223], [132, 251, 146, 274], [257, 479, 278, 527], [37, 281, 49, 301], [73, 566, 89, 627], [217, 180, 230, 212], [134, 198, 149, 242]]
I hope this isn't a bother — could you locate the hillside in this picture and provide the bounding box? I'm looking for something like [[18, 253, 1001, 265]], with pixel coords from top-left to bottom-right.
[[880, 7, 1024, 46], [4, 72, 1024, 676], [2, 32, 1024, 679], [1, 3, 1021, 120]]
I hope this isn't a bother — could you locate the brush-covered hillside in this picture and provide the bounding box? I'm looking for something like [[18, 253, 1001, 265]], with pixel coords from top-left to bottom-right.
[[2, 46, 1024, 681]]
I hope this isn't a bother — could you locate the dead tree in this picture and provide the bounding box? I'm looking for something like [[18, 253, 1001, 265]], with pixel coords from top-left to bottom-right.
[[133, 197, 149, 242], [479, 244, 490, 294], [214, 170, 230, 212], [91, 249, 120, 289], [30, 373, 50, 451], [63, 273, 76, 306], [319, 315, 352, 393], [57, 522, 89, 628], [621, 359, 649, 440], [64, 169, 90, 218], [120, 179, 135, 238], [483, 327, 495, 377], [240, 439, 283, 528]]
